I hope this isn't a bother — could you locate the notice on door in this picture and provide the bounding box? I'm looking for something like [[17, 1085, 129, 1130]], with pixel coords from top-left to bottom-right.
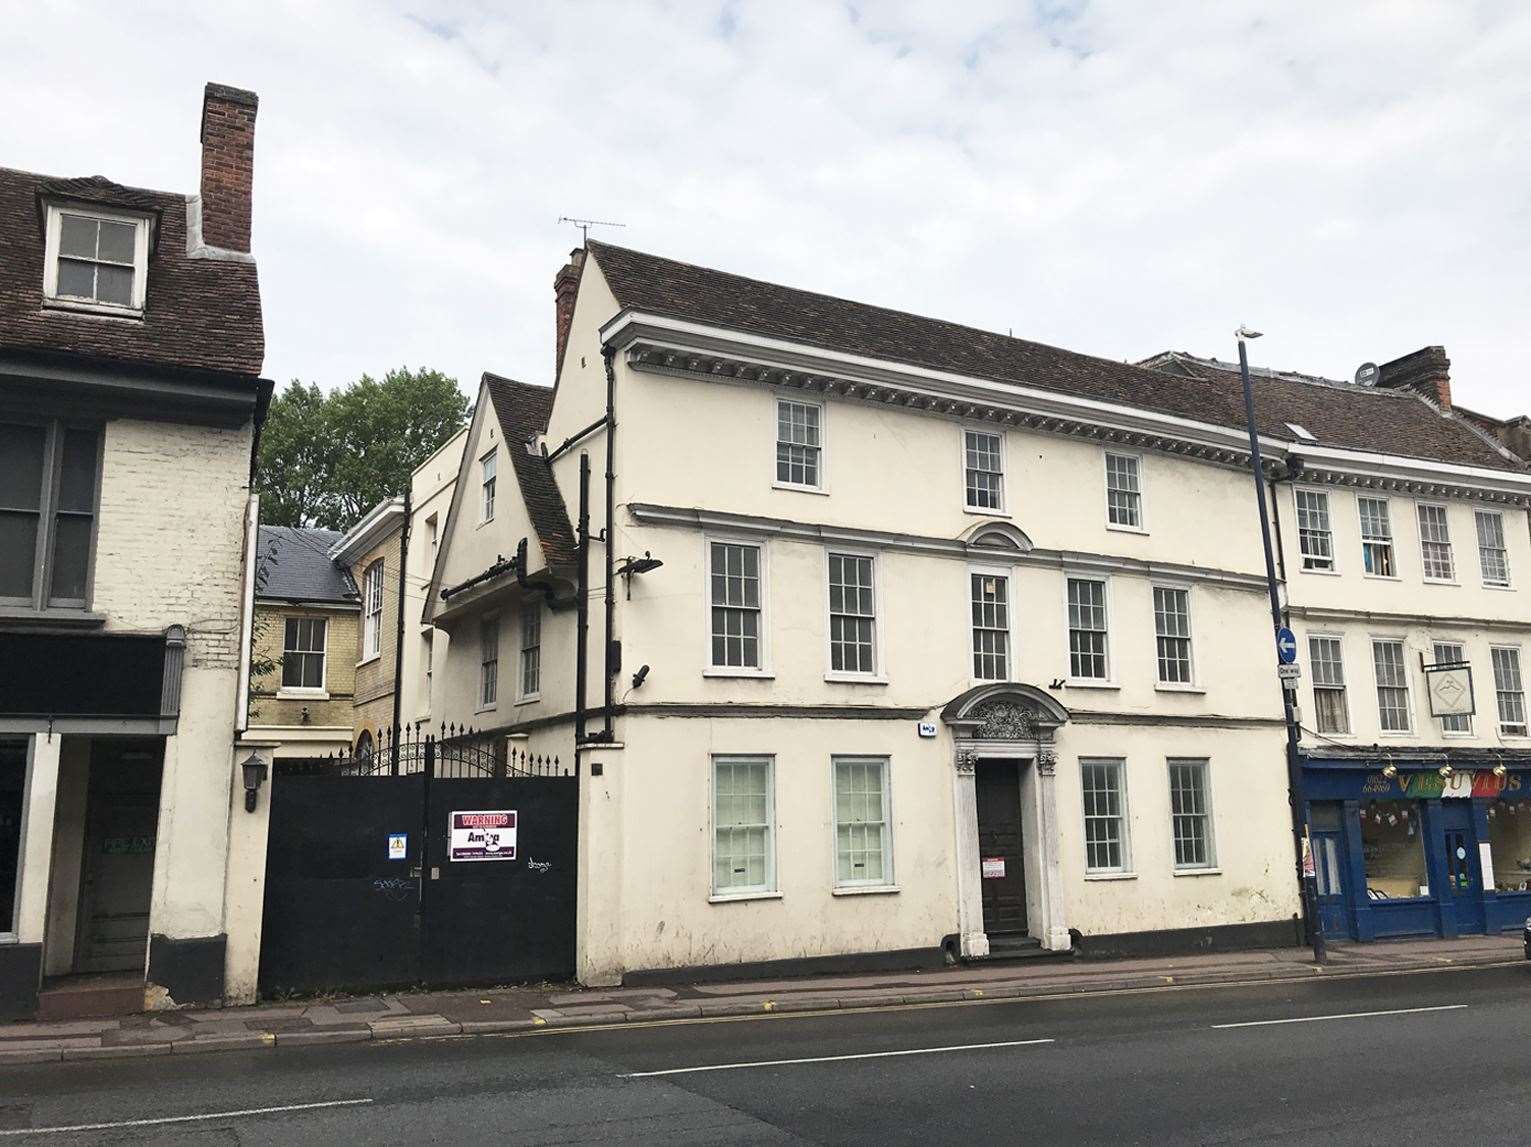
[[981, 856, 1006, 880], [449, 810, 517, 862]]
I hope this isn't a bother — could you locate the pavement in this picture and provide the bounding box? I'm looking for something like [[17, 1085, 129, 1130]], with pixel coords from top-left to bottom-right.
[[5, 960, 1531, 1143], [0, 933, 1520, 1064]]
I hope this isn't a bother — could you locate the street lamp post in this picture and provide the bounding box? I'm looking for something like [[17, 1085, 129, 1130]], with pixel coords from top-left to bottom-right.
[[1236, 328, 1326, 966]]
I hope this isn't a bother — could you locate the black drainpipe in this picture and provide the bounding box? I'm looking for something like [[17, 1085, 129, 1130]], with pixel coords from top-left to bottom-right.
[[389, 490, 410, 775], [601, 345, 618, 741], [574, 453, 591, 748]]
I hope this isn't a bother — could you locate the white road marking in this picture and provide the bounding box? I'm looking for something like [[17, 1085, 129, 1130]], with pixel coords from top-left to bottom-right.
[[622, 1037, 1055, 1077], [1213, 1003, 1467, 1030], [0, 1098, 373, 1138]]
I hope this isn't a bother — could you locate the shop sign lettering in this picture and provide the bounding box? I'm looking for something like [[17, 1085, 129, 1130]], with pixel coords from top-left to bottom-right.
[[1362, 770, 1521, 800]]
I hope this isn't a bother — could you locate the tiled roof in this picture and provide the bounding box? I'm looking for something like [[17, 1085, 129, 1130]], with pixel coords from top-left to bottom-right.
[[0, 167, 264, 378], [256, 526, 356, 604], [482, 373, 577, 570], [587, 242, 1525, 474]]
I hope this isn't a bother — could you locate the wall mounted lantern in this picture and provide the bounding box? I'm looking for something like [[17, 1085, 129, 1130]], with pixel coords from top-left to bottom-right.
[[240, 751, 270, 813]]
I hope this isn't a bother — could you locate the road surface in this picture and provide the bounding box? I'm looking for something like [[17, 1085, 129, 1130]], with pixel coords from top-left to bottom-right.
[[2, 962, 1527, 1143]]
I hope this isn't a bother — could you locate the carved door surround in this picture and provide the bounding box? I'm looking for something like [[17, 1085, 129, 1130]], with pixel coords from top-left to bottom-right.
[[943, 683, 1070, 956]]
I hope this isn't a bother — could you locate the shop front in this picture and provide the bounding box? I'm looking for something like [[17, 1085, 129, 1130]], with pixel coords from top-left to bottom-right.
[[1304, 753, 1531, 942]]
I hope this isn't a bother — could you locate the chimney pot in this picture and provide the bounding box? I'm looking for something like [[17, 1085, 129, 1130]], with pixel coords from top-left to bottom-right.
[[199, 81, 258, 252], [554, 247, 586, 378]]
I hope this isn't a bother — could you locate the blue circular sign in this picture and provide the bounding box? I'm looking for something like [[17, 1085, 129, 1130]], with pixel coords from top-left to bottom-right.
[[1275, 627, 1298, 664]]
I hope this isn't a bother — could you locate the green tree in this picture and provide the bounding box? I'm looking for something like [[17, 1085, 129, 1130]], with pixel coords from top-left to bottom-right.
[[256, 368, 468, 529]]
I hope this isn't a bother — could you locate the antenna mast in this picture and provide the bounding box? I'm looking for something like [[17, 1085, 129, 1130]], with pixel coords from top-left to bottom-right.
[[558, 216, 627, 247]]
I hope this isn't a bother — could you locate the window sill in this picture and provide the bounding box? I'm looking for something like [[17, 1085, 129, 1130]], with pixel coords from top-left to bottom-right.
[[276, 688, 330, 701], [1421, 578, 1459, 587], [703, 668, 775, 680], [1154, 683, 1206, 695], [824, 673, 888, 686], [832, 884, 900, 897], [772, 481, 828, 496], [1483, 583, 1516, 592], [1377, 731, 1417, 739], [42, 296, 144, 320], [963, 506, 1010, 518], [708, 890, 782, 904], [0, 608, 106, 630], [1299, 566, 1341, 576], [474, 703, 498, 714], [1066, 680, 1119, 691], [1361, 572, 1401, 582], [1173, 867, 1222, 878], [356, 653, 381, 668], [475, 517, 494, 530], [1105, 522, 1148, 535], [514, 694, 542, 707], [1084, 871, 1137, 881]]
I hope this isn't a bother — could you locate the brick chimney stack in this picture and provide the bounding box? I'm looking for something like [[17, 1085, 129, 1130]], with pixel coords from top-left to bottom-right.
[[199, 82, 259, 252], [554, 248, 586, 377], [1377, 346, 1452, 411]]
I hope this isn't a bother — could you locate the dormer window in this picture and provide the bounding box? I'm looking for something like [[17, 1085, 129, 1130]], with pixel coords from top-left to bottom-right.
[[43, 205, 149, 312]]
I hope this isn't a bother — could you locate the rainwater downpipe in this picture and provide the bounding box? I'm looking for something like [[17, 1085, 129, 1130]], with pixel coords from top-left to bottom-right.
[[601, 345, 618, 741]]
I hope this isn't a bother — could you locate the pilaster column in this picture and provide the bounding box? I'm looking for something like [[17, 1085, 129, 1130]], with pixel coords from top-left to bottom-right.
[[1034, 749, 1071, 951], [15, 733, 61, 945], [951, 749, 989, 958]]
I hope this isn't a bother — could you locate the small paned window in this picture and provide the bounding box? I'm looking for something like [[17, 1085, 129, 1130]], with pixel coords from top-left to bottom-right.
[[710, 542, 762, 669], [834, 757, 892, 887], [1169, 759, 1214, 869], [1081, 759, 1129, 873], [480, 614, 499, 708], [1309, 636, 1350, 735], [1476, 511, 1511, 587], [1433, 641, 1472, 734], [1153, 586, 1192, 685], [1105, 453, 1142, 529], [1358, 497, 1395, 577], [519, 600, 541, 699], [1295, 490, 1334, 571], [964, 430, 1004, 511], [775, 400, 822, 488], [1067, 577, 1109, 680], [1373, 639, 1411, 733], [46, 208, 147, 310], [281, 617, 327, 690], [1492, 648, 1527, 737], [827, 553, 877, 675], [970, 572, 1009, 681], [362, 561, 384, 658], [713, 756, 774, 894], [0, 421, 100, 610], [1417, 504, 1455, 581], [480, 450, 497, 522]]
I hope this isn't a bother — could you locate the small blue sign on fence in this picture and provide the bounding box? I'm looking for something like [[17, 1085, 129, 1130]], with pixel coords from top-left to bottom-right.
[[387, 833, 407, 861]]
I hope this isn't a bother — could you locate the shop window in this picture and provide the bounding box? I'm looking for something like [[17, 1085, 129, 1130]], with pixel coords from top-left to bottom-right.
[[1360, 802, 1427, 899], [1488, 798, 1531, 893]]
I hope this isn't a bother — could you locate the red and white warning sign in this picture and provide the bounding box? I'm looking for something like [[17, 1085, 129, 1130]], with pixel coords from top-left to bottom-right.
[[449, 810, 517, 862]]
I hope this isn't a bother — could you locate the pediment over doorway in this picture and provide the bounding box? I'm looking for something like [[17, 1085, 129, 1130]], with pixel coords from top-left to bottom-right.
[[941, 682, 1069, 741]]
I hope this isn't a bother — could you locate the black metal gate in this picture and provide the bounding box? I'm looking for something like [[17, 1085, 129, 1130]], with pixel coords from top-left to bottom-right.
[[258, 729, 576, 997]]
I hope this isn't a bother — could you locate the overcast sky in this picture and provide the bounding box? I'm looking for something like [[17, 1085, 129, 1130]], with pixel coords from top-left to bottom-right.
[[4, 1, 1527, 415]]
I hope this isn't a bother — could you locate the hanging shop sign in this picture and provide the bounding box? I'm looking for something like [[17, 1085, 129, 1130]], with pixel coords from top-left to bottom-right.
[[449, 810, 518, 862], [1362, 769, 1519, 800], [1424, 662, 1476, 718]]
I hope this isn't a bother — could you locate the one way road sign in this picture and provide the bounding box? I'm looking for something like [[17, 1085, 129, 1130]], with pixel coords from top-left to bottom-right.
[[1276, 627, 1298, 664]]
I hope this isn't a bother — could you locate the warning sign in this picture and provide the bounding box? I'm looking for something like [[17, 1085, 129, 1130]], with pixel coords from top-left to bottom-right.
[[449, 810, 517, 862], [981, 857, 1006, 880]]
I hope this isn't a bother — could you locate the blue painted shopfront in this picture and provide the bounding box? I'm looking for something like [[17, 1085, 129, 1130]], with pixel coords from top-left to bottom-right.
[[1304, 757, 1531, 942]]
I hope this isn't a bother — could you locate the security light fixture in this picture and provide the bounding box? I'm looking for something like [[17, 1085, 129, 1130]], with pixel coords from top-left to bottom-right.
[[1438, 764, 1454, 779], [632, 664, 650, 689], [1235, 326, 1263, 341], [240, 751, 269, 813], [1381, 762, 1398, 779], [616, 551, 664, 599]]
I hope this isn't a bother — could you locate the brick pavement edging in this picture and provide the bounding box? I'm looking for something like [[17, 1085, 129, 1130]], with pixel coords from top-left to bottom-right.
[[2, 940, 1521, 1066]]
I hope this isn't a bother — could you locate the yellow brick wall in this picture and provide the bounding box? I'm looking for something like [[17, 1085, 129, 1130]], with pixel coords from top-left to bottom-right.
[[248, 602, 359, 728]]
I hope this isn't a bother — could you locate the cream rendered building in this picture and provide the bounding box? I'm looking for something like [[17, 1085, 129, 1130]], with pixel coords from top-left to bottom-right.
[[423, 244, 1340, 985]]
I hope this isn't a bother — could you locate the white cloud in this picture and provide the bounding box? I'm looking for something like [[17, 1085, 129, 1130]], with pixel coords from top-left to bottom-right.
[[1, 0, 1526, 415]]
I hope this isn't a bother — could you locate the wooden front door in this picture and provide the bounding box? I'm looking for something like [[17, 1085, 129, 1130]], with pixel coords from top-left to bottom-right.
[[976, 759, 1027, 935], [76, 753, 161, 974]]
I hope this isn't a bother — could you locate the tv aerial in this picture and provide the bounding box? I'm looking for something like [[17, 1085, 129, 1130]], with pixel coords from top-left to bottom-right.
[[558, 216, 626, 246]]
